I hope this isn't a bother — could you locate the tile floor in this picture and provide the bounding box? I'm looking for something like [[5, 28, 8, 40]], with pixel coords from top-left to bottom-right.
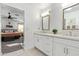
[[2, 48, 46, 56]]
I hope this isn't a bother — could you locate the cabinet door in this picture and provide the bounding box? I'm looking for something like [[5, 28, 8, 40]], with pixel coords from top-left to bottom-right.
[[42, 37, 53, 56], [34, 35, 53, 56], [68, 46, 79, 56], [34, 35, 42, 49], [53, 42, 66, 56]]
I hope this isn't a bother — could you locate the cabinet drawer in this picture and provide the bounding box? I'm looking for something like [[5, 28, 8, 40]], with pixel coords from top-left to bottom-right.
[[34, 34, 53, 56], [44, 39, 52, 43], [43, 37, 52, 44], [42, 43, 52, 55], [43, 44, 52, 50], [54, 38, 79, 48]]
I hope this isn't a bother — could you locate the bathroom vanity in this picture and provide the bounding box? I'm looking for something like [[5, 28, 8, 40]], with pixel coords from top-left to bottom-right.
[[33, 3, 79, 56], [34, 32, 79, 56]]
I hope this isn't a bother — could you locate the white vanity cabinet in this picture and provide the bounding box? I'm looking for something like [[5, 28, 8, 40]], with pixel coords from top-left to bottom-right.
[[53, 42, 67, 56], [67, 46, 79, 56], [34, 33, 79, 56], [34, 34, 53, 56], [53, 37, 79, 56]]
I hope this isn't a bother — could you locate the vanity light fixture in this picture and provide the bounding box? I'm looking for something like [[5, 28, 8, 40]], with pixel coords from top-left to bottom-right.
[[41, 10, 50, 17]]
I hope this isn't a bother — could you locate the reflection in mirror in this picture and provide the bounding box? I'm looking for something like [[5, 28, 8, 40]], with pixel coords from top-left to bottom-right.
[[42, 15, 50, 30], [41, 10, 50, 31], [63, 3, 79, 30]]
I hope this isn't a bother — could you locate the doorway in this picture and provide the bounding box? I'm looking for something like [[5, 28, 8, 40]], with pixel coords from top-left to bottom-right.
[[1, 4, 24, 54]]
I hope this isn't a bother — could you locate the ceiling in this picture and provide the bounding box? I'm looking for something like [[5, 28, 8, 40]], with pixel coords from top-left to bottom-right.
[[1, 4, 24, 16]]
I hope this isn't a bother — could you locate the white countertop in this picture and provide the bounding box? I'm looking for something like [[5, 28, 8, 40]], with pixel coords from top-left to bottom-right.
[[34, 32, 79, 41]]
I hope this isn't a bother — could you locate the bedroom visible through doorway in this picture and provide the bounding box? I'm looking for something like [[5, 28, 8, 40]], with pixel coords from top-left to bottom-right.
[[1, 4, 24, 54]]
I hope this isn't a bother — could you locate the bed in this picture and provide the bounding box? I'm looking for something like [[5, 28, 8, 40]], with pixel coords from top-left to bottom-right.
[[1, 32, 23, 42]]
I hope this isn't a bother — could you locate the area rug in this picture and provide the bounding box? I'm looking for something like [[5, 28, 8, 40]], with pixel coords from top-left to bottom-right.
[[2, 43, 23, 54]]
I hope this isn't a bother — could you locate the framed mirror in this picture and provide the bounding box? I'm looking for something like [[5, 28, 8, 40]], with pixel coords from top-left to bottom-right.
[[63, 3, 79, 30], [42, 15, 50, 30]]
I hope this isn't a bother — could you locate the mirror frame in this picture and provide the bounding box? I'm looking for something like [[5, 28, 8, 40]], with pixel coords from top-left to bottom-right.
[[63, 3, 79, 30], [42, 15, 50, 30]]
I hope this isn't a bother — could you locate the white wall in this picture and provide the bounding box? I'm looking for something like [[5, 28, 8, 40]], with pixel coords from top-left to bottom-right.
[[24, 4, 41, 48], [1, 18, 18, 29], [50, 3, 62, 33]]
